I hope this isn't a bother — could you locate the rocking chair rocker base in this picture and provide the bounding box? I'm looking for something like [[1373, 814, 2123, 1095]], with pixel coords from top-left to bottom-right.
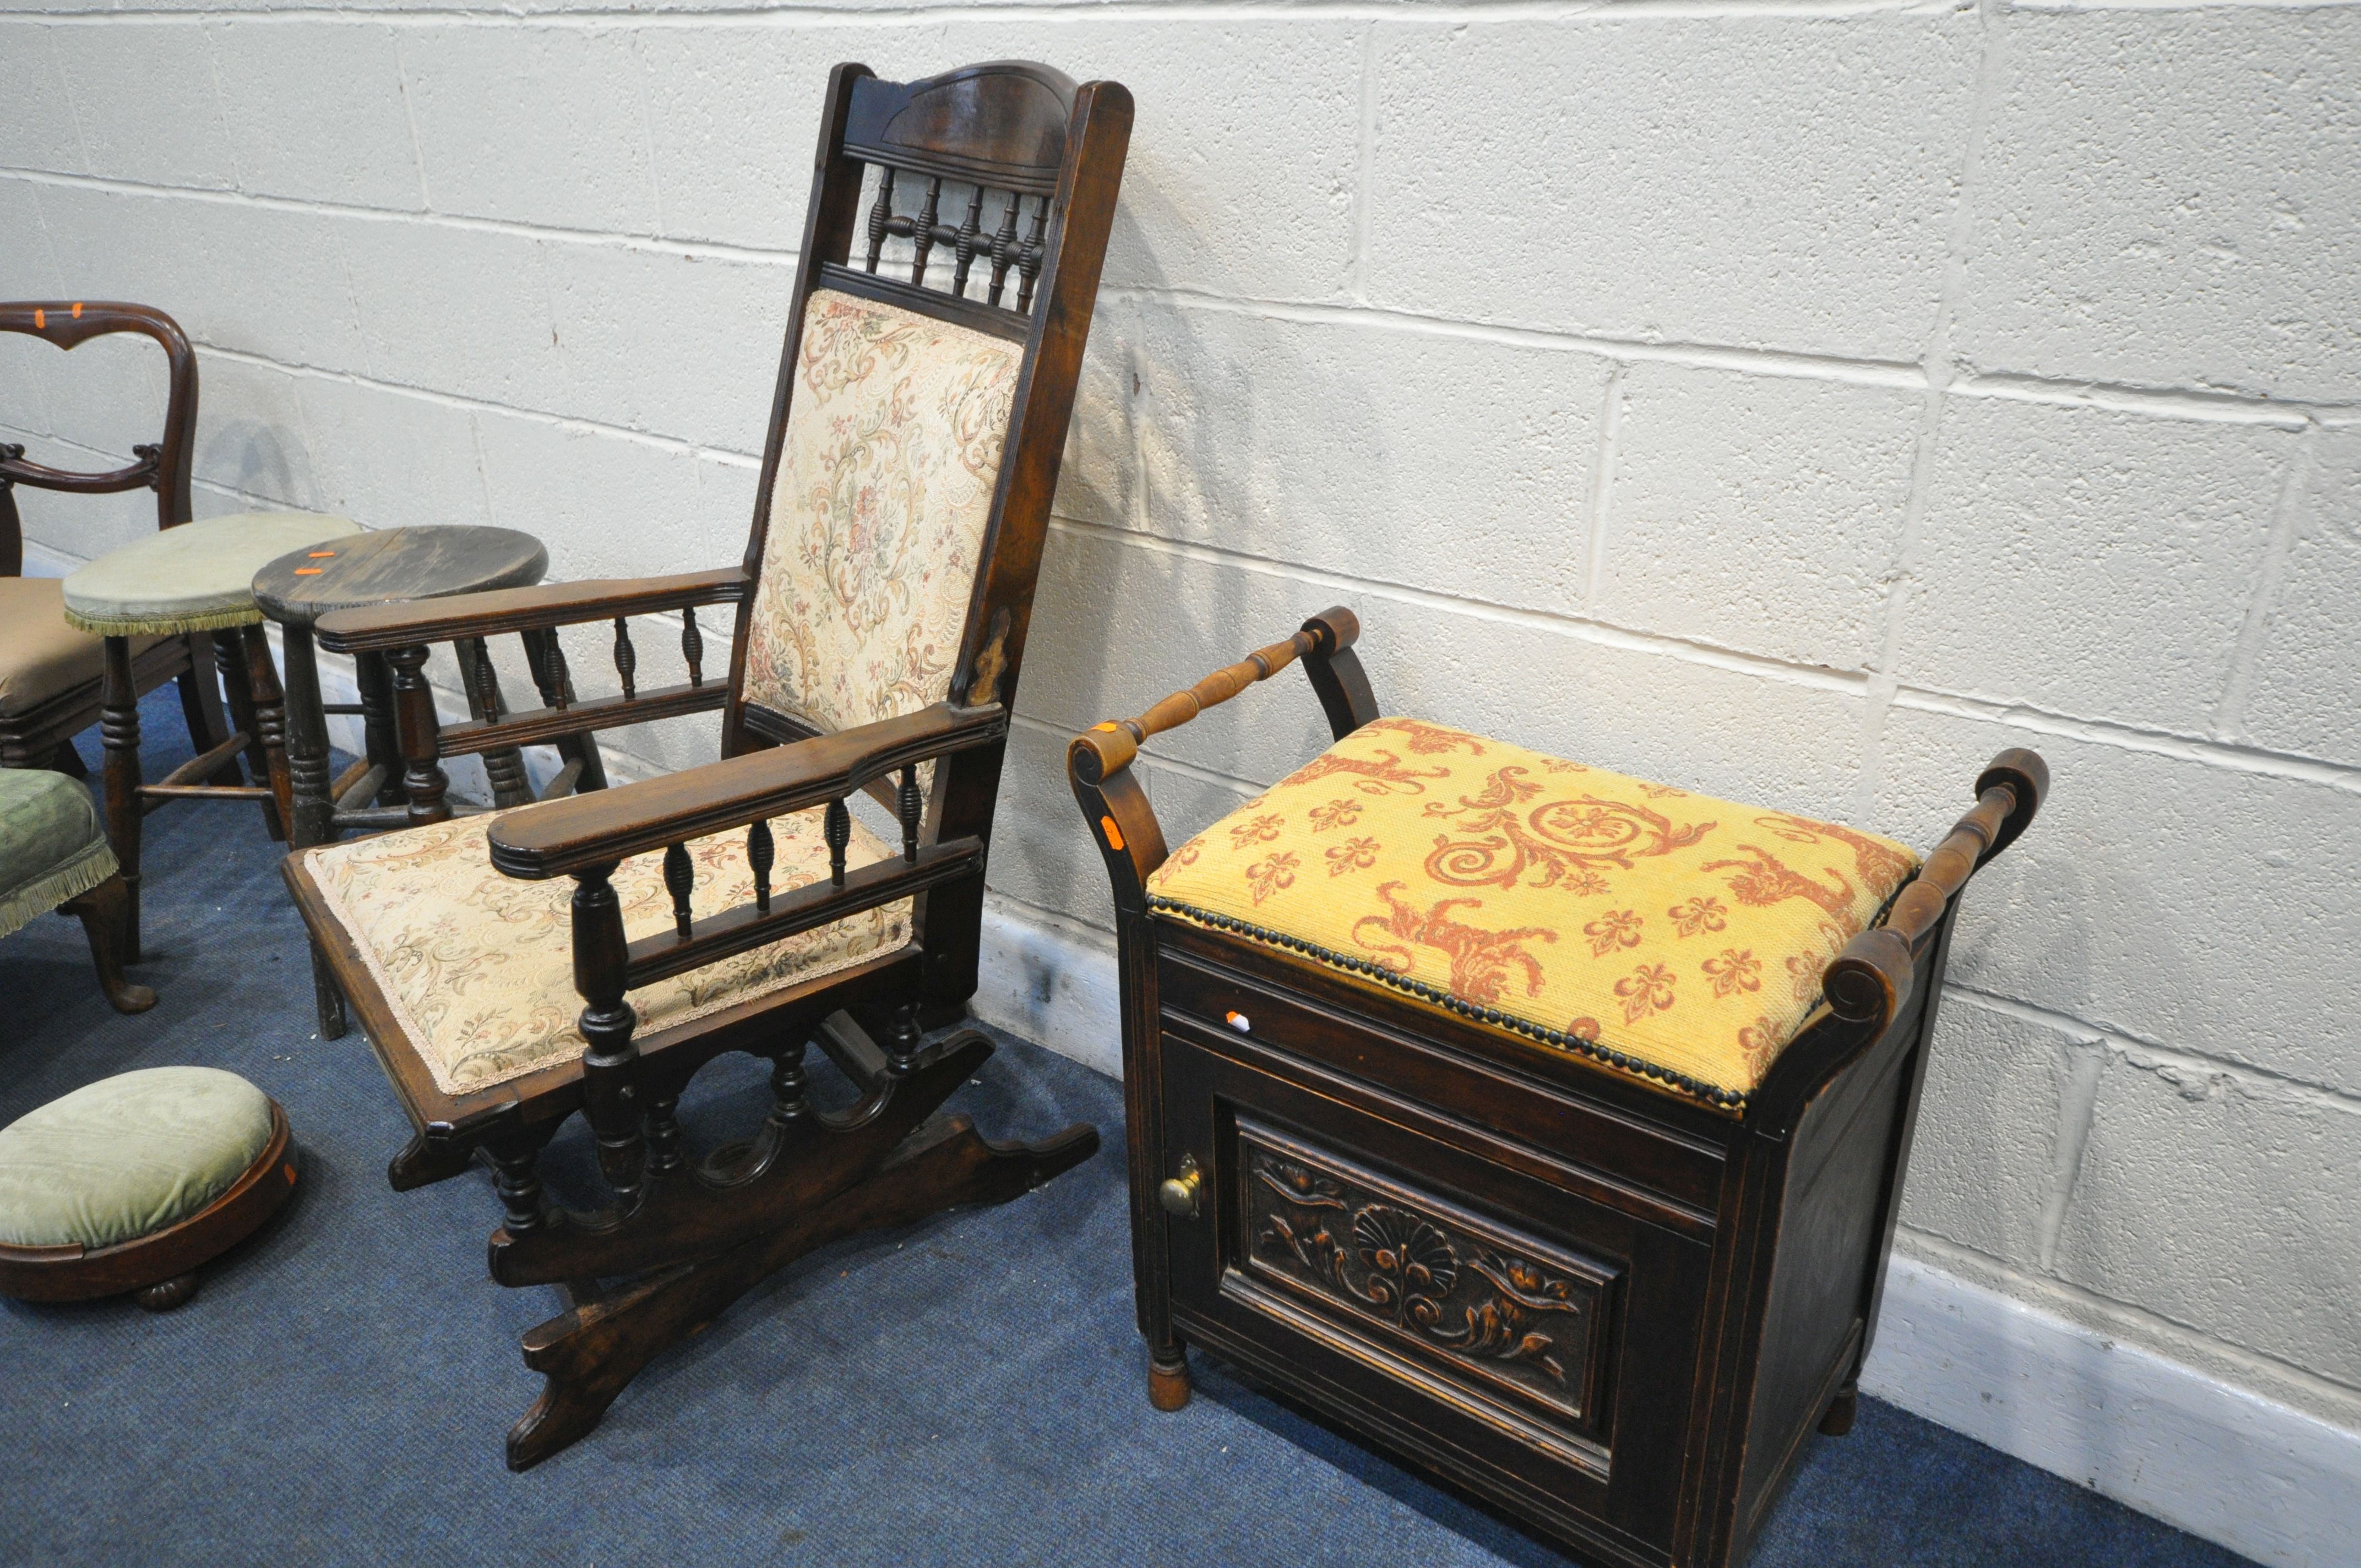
[[491, 1025, 1097, 1471]]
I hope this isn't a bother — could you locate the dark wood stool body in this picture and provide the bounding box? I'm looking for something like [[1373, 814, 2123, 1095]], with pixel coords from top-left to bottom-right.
[[253, 525, 576, 1037], [1069, 609, 2048, 1568]]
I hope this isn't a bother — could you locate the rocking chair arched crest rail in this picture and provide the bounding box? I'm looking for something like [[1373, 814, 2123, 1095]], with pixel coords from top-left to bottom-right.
[[280, 60, 1133, 1469]]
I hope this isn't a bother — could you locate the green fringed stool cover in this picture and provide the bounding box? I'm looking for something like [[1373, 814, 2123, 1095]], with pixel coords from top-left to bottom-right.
[[0, 766, 116, 940], [0, 1068, 274, 1250], [62, 513, 362, 636]]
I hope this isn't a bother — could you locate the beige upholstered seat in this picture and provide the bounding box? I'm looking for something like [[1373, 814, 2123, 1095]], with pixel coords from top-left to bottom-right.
[[0, 578, 168, 718], [301, 804, 911, 1095]]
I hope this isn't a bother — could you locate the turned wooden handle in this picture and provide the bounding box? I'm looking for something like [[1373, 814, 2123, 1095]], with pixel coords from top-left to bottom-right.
[[1070, 609, 1358, 784], [1824, 746, 2049, 1031]]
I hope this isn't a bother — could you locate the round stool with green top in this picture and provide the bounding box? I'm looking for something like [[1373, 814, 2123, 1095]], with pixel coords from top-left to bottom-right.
[[0, 1067, 297, 1311], [62, 511, 362, 959]]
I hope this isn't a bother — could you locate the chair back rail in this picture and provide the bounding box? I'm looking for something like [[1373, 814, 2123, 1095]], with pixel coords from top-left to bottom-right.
[[0, 302, 198, 576]]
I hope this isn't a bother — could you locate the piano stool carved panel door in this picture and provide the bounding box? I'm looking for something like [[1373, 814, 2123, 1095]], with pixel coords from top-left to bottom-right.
[[1156, 1020, 1717, 1562]]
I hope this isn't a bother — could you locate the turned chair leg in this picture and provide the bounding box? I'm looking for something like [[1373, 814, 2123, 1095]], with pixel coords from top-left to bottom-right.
[[279, 624, 335, 849], [99, 636, 144, 963], [58, 874, 156, 1014]]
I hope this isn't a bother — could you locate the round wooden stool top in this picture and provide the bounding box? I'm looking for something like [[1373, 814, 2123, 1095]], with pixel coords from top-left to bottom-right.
[[252, 525, 549, 629]]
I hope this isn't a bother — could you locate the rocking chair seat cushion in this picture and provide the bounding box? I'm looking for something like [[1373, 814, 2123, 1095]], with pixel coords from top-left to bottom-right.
[[0, 1067, 273, 1249], [62, 512, 362, 636], [0, 765, 117, 940], [0, 578, 171, 717], [1143, 718, 1919, 1109], [299, 806, 911, 1095]]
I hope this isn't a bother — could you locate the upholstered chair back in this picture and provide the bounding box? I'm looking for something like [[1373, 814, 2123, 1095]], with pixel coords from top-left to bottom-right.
[[725, 57, 1131, 819], [739, 291, 1023, 741]]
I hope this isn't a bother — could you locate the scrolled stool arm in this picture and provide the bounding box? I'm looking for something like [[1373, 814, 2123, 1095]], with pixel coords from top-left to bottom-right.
[[1823, 928, 1914, 1031]]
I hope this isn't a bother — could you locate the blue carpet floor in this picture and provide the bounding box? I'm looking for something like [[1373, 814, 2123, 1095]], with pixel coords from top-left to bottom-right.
[[0, 690, 2253, 1567]]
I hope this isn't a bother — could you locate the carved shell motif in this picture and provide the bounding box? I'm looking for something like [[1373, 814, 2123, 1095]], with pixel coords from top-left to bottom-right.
[[1352, 1205, 1459, 1326]]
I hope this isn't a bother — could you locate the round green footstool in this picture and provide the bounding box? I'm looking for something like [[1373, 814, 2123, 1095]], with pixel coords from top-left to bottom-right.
[[0, 1067, 297, 1310], [61, 511, 362, 961]]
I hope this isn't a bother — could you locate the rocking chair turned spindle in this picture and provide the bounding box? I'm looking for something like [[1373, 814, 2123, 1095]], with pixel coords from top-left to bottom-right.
[[281, 61, 1132, 1469]]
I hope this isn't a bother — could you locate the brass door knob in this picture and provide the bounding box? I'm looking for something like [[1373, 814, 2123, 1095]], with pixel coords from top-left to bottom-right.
[[1158, 1153, 1204, 1218]]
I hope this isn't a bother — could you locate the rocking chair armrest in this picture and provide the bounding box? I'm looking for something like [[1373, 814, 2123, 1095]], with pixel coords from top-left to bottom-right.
[[487, 700, 1009, 878], [315, 567, 749, 654]]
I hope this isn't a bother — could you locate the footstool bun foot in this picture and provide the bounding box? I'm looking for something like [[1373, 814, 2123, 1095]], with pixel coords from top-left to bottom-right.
[[134, 1272, 198, 1312], [1818, 1385, 1858, 1437], [1148, 1352, 1192, 1412]]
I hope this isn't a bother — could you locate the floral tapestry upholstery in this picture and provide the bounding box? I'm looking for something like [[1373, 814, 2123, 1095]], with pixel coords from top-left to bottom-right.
[[741, 288, 1021, 748], [301, 807, 910, 1095], [1144, 719, 1921, 1110]]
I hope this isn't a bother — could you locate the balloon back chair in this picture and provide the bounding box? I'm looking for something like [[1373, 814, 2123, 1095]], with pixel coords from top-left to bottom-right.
[[282, 60, 1133, 1468], [0, 303, 236, 788]]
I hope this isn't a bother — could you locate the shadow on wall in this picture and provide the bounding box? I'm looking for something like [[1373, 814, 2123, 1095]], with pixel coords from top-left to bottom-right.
[[1024, 179, 1397, 862]]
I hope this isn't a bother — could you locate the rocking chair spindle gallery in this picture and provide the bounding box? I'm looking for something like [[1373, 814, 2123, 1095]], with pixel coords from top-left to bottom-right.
[[281, 61, 1132, 1468]]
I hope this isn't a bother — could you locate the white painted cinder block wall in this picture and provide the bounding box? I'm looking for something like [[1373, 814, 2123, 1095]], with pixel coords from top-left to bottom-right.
[[5, 2, 2359, 1559]]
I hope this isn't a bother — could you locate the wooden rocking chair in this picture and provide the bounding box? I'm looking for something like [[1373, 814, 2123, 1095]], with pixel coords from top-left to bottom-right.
[[281, 61, 1132, 1469]]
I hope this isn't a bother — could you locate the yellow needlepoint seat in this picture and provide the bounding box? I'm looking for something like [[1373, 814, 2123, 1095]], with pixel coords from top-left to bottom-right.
[[1143, 718, 1921, 1109]]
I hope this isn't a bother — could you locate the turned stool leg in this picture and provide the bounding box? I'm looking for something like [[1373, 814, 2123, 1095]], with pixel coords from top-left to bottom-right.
[[385, 645, 451, 826], [278, 625, 348, 1038], [213, 629, 268, 793], [279, 626, 335, 849], [1147, 1335, 1192, 1412], [355, 650, 405, 807], [237, 624, 292, 842], [175, 633, 239, 785], [99, 635, 144, 963]]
